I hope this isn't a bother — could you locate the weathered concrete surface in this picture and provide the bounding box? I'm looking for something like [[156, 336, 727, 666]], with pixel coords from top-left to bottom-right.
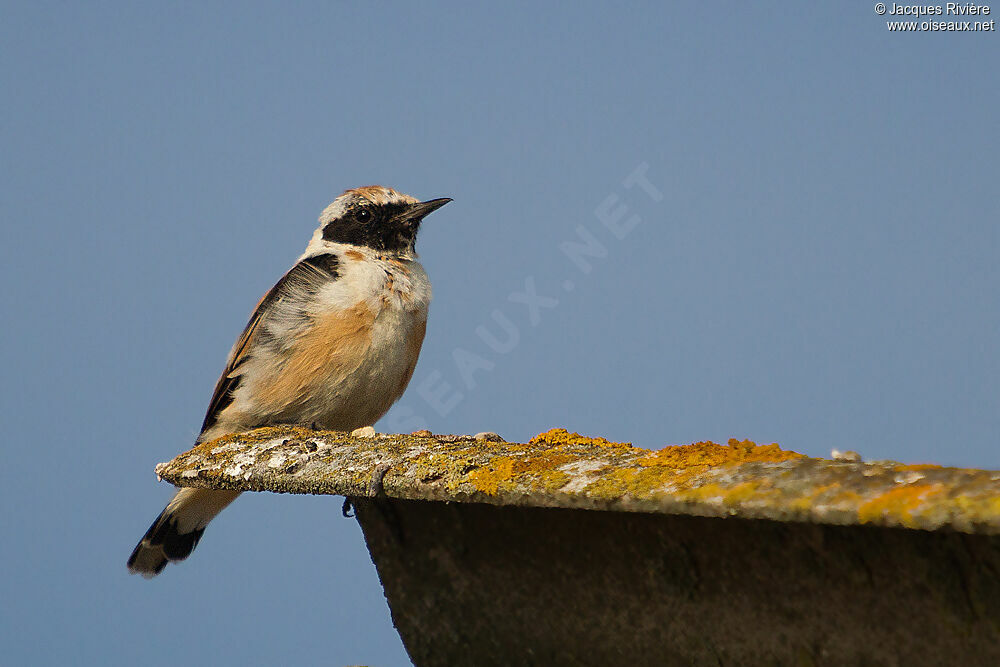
[[156, 426, 1000, 535], [154, 426, 1000, 666], [353, 498, 1000, 667]]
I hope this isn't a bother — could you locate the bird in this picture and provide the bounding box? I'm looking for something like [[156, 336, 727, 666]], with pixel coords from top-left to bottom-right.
[[127, 185, 450, 578]]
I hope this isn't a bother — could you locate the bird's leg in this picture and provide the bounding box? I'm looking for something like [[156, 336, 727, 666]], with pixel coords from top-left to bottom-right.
[[341, 428, 379, 521]]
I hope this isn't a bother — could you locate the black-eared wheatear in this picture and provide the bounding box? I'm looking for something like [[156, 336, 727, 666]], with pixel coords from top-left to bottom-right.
[[128, 186, 449, 577]]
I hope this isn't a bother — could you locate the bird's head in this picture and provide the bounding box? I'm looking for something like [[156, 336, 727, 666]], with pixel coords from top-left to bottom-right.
[[310, 185, 451, 257]]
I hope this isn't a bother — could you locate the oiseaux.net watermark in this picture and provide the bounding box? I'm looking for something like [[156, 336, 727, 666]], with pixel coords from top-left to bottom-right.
[[381, 163, 664, 433], [875, 3, 996, 30]]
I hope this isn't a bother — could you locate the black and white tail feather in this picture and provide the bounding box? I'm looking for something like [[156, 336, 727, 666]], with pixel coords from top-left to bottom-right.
[[127, 488, 239, 577]]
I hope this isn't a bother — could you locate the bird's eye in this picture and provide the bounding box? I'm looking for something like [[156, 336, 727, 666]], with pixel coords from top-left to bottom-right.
[[356, 208, 372, 223]]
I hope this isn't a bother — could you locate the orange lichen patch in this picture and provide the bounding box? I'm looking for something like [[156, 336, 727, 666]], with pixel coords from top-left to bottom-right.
[[637, 438, 804, 469], [857, 483, 947, 528], [530, 428, 633, 449], [466, 451, 578, 496], [466, 458, 514, 496], [464, 434, 804, 501]]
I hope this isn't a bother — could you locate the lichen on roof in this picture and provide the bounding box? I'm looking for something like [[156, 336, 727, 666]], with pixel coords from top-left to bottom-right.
[[152, 425, 1000, 536], [637, 438, 804, 468], [530, 428, 633, 448]]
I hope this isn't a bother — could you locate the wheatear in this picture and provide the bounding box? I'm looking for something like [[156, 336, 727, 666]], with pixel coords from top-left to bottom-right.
[[127, 186, 450, 578]]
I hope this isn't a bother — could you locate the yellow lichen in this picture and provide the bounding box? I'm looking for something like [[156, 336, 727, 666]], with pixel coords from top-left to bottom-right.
[[530, 428, 633, 448], [787, 483, 845, 513], [583, 467, 665, 501], [637, 438, 804, 469], [683, 480, 770, 508], [857, 483, 947, 528], [466, 451, 577, 496], [462, 431, 805, 500], [154, 424, 1000, 538]]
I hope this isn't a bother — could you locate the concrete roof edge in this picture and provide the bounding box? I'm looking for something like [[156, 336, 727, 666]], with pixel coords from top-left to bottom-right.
[[153, 426, 1000, 535]]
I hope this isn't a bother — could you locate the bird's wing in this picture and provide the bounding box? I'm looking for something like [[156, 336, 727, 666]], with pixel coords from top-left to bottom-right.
[[198, 253, 341, 437]]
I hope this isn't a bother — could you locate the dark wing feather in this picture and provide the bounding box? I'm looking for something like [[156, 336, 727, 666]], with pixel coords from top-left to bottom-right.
[[198, 253, 341, 437]]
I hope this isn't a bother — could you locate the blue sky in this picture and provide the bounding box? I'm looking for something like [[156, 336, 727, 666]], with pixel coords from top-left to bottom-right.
[[2, 2, 997, 665]]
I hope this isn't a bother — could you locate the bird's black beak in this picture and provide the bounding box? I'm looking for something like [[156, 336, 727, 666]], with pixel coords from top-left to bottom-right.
[[406, 198, 452, 222]]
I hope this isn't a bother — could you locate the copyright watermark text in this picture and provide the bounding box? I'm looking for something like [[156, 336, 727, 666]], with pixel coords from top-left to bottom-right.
[[875, 3, 996, 30]]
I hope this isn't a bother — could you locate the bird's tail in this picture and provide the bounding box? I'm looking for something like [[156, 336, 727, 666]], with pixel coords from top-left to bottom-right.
[[127, 488, 240, 578]]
